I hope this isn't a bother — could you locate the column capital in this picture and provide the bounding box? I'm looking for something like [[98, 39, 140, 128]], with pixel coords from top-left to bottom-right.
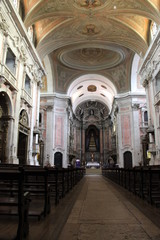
[[46, 105, 54, 112]]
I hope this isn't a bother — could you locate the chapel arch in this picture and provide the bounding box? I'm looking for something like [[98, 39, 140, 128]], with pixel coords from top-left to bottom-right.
[[17, 109, 29, 165], [85, 125, 100, 162], [0, 91, 12, 163]]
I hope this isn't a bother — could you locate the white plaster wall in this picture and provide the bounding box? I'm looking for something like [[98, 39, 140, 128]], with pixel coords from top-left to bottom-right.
[[132, 104, 142, 166], [52, 97, 69, 168], [45, 105, 54, 165], [116, 94, 145, 167]]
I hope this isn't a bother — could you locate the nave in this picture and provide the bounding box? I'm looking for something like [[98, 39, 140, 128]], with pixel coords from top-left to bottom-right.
[[58, 172, 160, 240], [0, 170, 160, 240]]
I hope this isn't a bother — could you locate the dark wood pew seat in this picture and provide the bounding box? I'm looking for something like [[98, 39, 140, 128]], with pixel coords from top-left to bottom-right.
[[0, 169, 30, 239]]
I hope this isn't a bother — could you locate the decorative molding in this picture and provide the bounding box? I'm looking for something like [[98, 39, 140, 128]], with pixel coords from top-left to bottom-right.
[[132, 103, 140, 110], [0, 12, 9, 33], [46, 105, 54, 111], [142, 79, 149, 88], [0, 76, 6, 87]]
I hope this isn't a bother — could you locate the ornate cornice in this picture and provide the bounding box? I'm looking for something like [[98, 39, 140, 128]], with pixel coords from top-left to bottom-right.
[[142, 79, 149, 88], [0, 12, 9, 33]]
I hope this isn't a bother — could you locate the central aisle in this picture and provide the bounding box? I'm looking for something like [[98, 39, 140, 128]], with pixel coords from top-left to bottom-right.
[[58, 175, 160, 240]]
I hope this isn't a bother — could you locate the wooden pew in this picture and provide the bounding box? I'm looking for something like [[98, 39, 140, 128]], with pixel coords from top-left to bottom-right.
[[45, 167, 59, 205], [0, 168, 30, 239], [23, 166, 51, 220], [102, 166, 160, 209]]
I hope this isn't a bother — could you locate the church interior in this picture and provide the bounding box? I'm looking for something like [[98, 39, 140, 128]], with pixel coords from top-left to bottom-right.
[[0, 0, 160, 239]]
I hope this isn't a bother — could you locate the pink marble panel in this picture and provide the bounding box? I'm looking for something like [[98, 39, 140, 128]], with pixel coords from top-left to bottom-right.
[[121, 115, 131, 147], [120, 107, 129, 112], [55, 108, 65, 112], [55, 115, 64, 148]]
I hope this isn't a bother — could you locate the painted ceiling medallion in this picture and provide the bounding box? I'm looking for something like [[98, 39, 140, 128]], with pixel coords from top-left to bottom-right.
[[82, 24, 100, 35], [88, 85, 97, 92], [58, 46, 125, 71], [74, 0, 107, 9]]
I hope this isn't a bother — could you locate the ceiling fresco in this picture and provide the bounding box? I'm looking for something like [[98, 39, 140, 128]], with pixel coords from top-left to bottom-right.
[[22, 0, 160, 114]]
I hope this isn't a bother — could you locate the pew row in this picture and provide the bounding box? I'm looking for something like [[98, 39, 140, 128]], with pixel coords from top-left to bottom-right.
[[0, 169, 30, 239], [102, 167, 160, 208]]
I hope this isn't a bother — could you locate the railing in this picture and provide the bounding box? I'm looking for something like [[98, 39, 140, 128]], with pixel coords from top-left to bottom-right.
[[21, 89, 32, 107], [0, 63, 18, 91], [102, 167, 160, 208]]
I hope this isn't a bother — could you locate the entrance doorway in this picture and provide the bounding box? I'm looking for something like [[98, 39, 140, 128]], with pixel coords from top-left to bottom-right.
[[17, 110, 29, 165], [17, 131, 28, 165], [124, 151, 132, 168], [54, 152, 62, 168]]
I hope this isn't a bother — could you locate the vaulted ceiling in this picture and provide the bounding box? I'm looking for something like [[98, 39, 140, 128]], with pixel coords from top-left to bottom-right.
[[22, 0, 160, 118]]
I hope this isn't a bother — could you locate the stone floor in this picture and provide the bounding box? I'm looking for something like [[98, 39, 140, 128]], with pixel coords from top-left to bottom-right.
[[58, 170, 160, 240]]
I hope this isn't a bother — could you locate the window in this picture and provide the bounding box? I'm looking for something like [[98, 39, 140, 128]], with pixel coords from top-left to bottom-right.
[[5, 48, 16, 75], [25, 75, 31, 95], [39, 112, 43, 127], [155, 72, 160, 94], [144, 111, 148, 126]]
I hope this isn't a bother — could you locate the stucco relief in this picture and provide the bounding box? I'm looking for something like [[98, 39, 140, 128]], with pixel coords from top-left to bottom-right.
[[139, 30, 160, 84], [0, 13, 9, 33], [75, 101, 109, 122], [74, 0, 105, 9], [82, 24, 100, 35]]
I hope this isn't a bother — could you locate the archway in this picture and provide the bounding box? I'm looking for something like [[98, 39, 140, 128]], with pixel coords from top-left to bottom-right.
[[124, 151, 132, 169], [17, 110, 29, 165], [0, 92, 12, 163], [54, 152, 63, 168], [85, 125, 100, 163]]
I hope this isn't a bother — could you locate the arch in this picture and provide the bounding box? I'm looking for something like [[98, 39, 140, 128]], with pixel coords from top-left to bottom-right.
[[0, 89, 13, 116], [17, 110, 29, 165], [131, 53, 145, 93], [67, 74, 117, 113], [85, 125, 100, 152], [54, 152, 63, 168], [0, 91, 12, 163], [123, 151, 133, 169]]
